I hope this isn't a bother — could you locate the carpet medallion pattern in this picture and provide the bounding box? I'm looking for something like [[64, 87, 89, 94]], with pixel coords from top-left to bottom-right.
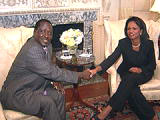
[[66, 95, 160, 120]]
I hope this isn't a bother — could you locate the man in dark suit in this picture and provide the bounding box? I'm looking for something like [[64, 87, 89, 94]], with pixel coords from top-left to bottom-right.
[[0, 19, 91, 120]]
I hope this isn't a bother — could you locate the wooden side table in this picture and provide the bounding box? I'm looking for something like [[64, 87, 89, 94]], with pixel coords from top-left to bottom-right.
[[55, 50, 98, 111]]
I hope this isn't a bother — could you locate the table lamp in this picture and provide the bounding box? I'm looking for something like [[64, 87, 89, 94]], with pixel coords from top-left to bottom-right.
[[150, 0, 160, 22]]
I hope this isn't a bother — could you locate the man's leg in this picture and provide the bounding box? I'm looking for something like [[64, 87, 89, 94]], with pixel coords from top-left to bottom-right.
[[40, 96, 62, 120], [46, 87, 66, 120]]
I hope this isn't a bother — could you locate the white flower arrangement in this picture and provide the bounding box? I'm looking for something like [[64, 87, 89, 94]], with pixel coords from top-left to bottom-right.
[[60, 28, 84, 47]]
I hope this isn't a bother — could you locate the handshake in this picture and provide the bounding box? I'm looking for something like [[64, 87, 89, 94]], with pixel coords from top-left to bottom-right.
[[78, 68, 97, 80]]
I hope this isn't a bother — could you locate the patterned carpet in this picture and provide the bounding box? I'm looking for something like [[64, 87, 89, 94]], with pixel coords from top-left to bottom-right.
[[66, 95, 160, 120]]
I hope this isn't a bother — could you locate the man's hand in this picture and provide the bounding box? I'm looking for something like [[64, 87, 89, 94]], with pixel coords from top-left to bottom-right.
[[89, 69, 97, 78], [129, 67, 142, 73], [78, 69, 91, 80], [53, 82, 65, 94]]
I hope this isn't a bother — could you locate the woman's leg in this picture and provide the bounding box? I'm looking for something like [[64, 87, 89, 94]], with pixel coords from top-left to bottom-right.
[[94, 73, 138, 119], [108, 73, 139, 111], [94, 72, 152, 119], [96, 105, 112, 120], [128, 87, 155, 120]]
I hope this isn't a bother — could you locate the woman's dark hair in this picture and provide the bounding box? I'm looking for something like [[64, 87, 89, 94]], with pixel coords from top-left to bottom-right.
[[34, 19, 52, 31], [124, 16, 149, 40]]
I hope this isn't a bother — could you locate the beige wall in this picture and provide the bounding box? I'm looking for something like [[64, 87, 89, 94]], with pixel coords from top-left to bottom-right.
[[99, 0, 157, 21]]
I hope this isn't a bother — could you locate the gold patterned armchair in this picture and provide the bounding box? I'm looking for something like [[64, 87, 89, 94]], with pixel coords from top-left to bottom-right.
[[104, 19, 160, 100]]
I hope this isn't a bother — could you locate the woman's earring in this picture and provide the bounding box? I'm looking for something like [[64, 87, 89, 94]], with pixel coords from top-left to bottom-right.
[[140, 32, 142, 36]]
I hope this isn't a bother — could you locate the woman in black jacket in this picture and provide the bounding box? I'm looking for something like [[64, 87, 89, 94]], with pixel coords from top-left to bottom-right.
[[90, 16, 158, 120]]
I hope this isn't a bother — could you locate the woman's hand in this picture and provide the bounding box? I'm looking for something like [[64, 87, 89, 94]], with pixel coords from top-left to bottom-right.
[[129, 67, 142, 73], [89, 69, 97, 77], [89, 66, 102, 78]]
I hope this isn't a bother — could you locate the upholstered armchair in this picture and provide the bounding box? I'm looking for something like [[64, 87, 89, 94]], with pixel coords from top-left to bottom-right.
[[104, 19, 160, 100], [0, 27, 41, 120]]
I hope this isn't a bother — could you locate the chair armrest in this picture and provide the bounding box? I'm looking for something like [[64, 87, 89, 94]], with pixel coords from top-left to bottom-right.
[[154, 60, 160, 79], [106, 66, 118, 96], [0, 102, 6, 120], [107, 66, 116, 74]]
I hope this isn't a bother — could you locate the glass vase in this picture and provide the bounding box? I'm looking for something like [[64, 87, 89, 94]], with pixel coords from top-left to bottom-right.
[[67, 45, 78, 55]]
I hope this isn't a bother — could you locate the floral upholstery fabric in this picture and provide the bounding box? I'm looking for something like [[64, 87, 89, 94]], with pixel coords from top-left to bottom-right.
[[104, 19, 160, 100]]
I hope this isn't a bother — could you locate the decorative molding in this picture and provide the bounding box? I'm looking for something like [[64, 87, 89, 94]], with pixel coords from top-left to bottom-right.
[[33, 0, 69, 8], [0, 0, 100, 16], [0, 7, 100, 16], [0, 0, 32, 10]]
